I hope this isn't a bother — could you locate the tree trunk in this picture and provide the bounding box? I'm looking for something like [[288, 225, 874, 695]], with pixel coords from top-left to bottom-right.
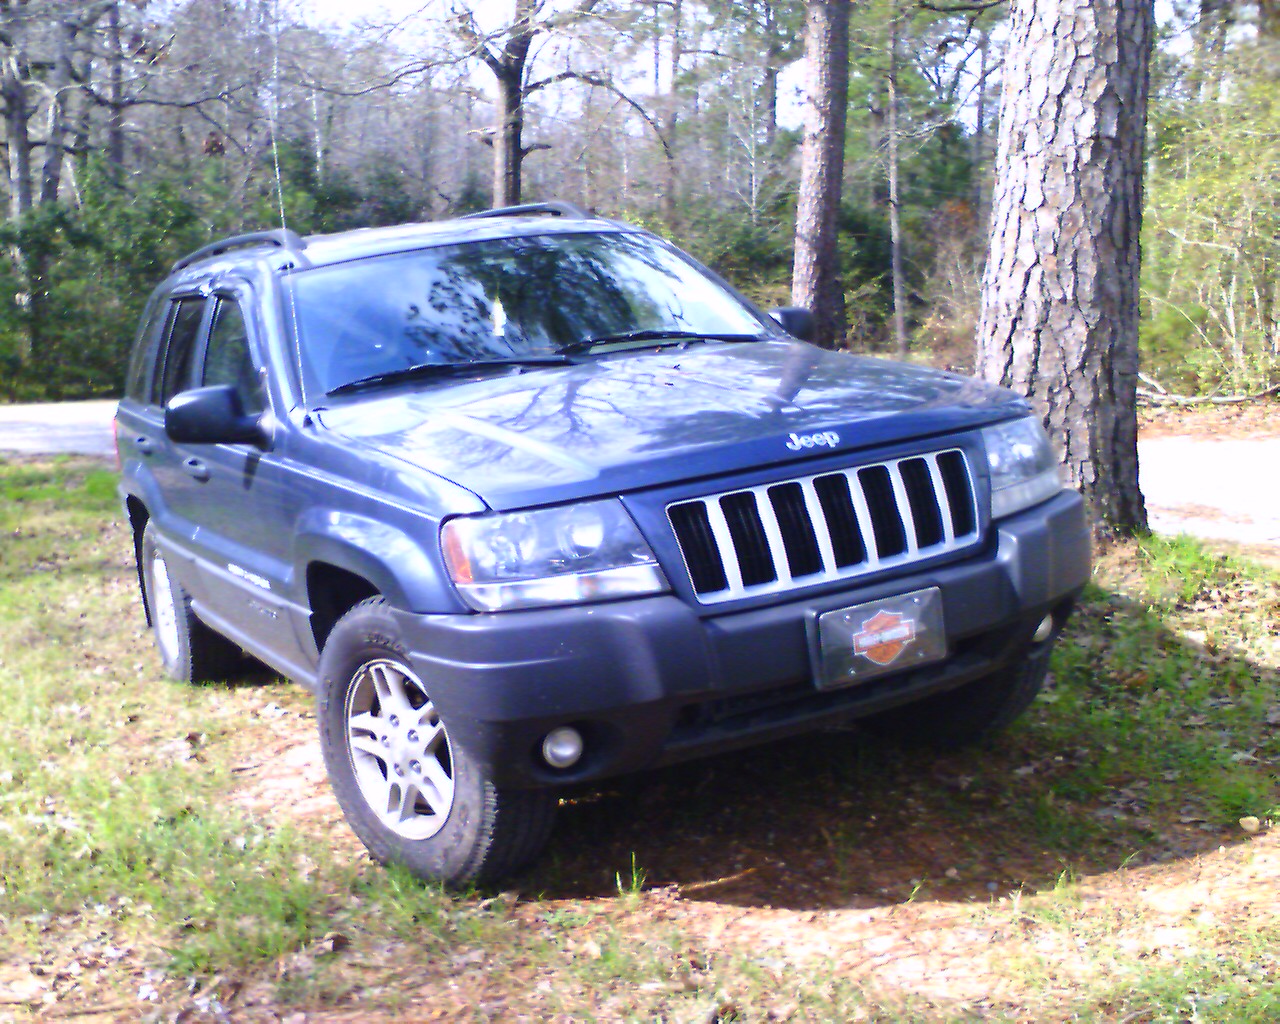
[[40, 18, 79, 206], [971, 24, 990, 221], [887, 5, 907, 358], [975, 0, 1153, 537], [1261, 0, 1280, 37], [661, 0, 683, 230], [762, 0, 779, 149], [3, 59, 33, 219], [1256, 0, 1279, 79], [106, 1, 125, 167], [791, 0, 851, 348], [493, 68, 524, 206]]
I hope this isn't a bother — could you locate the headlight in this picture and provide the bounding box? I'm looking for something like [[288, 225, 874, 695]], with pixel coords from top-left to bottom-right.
[[441, 499, 668, 611], [982, 417, 1063, 518]]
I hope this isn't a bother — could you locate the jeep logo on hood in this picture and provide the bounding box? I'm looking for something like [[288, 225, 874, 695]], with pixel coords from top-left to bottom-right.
[[786, 430, 840, 452]]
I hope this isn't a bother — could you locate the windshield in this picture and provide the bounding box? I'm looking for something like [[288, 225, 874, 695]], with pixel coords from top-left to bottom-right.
[[286, 231, 767, 398]]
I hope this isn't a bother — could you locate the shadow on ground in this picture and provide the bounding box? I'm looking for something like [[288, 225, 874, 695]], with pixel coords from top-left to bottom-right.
[[519, 588, 1275, 912]]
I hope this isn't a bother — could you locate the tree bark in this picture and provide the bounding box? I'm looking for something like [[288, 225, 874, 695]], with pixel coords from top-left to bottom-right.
[[975, 0, 1153, 537], [761, 0, 780, 149], [1261, 0, 1280, 37], [39, 17, 79, 206], [887, 4, 907, 358], [660, 0, 683, 230], [106, 0, 125, 167], [971, 23, 990, 221], [493, 65, 526, 206], [791, 0, 851, 348], [2, 60, 33, 219]]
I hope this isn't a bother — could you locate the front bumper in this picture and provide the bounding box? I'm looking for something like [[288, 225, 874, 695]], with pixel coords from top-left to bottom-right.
[[393, 491, 1091, 788]]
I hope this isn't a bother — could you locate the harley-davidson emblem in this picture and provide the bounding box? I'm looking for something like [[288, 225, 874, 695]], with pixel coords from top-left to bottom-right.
[[851, 609, 917, 666]]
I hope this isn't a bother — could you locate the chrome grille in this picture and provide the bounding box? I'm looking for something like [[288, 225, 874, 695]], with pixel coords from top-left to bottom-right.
[[667, 449, 979, 604]]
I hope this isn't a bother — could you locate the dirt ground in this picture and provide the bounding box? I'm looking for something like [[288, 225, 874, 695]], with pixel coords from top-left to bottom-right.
[[1137, 399, 1278, 441], [229, 711, 1280, 1016]]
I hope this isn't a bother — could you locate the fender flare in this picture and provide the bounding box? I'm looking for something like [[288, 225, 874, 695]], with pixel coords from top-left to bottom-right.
[[294, 508, 463, 613]]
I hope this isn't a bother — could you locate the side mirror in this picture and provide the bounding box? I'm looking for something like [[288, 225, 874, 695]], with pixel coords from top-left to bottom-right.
[[769, 306, 815, 342], [166, 385, 266, 447]]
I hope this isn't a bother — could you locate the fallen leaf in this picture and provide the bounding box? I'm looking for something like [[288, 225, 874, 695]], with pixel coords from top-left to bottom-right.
[[317, 932, 349, 955]]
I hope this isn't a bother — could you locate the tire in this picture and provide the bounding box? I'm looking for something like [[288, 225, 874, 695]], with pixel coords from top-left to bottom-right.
[[140, 524, 243, 683], [317, 597, 557, 887], [864, 639, 1053, 750]]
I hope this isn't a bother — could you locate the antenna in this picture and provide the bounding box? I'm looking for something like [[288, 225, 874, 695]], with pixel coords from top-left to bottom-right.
[[267, 0, 309, 407]]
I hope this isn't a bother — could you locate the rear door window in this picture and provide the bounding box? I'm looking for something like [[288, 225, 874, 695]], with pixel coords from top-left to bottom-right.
[[123, 296, 160, 403]]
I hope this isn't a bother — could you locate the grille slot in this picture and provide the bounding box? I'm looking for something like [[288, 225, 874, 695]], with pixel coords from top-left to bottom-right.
[[937, 449, 975, 537], [767, 483, 822, 578], [667, 502, 727, 595], [813, 473, 866, 568], [667, 448, 980, 603], [719, 492, 776, 587], [901, 457, 944, 548]]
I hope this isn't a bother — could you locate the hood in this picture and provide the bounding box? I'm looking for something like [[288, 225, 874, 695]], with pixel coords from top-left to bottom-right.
[[314, 340, 1025, 510]]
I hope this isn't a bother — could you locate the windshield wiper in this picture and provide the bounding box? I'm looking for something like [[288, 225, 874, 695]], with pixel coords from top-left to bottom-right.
[[326, 355, 574, 396], [556, 329, 762, 356]]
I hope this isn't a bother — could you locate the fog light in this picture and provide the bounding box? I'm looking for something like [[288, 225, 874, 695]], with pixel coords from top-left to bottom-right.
[[542, 727, 584, 769], [1033, 614, 1054, 643]]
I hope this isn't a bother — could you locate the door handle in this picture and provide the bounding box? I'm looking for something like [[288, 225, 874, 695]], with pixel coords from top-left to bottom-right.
[[182, 457, 210, 482], [135, 435, 155, 455]]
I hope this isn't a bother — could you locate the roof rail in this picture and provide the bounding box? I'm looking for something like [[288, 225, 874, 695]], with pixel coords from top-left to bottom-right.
[[459, 201, 591, 222], [171, 229, 308, 273]]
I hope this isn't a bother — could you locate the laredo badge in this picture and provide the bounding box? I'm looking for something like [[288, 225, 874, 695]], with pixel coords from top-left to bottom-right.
[[851, 609, 917, 666]]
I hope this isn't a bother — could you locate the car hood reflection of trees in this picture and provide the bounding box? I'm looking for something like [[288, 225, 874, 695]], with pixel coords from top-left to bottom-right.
[[315, 341, 1023, 510]]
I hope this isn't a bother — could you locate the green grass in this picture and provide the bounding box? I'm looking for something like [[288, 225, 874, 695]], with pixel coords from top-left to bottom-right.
[[1098, 927, 1280, 1023], [2, 456, 1279, 1021], [0, 457, 734, 1013], [0, 460, 344, 972], [1034, 537, 1280, 837]]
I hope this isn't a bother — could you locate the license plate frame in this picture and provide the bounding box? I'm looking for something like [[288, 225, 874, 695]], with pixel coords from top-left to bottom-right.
[[813, 586, 947, 690]]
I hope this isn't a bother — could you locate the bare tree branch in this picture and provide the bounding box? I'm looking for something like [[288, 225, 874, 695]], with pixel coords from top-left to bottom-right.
[[527, 69, 673, 158], [918, 0, 1004, 13]]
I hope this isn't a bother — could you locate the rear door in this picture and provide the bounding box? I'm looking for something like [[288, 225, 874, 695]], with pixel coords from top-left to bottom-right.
[[160, 290, 300, 655], [139, 292, 212, 549]]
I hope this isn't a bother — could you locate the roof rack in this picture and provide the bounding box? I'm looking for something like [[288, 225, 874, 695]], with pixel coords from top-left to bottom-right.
[[459, 201, 591, 222], [171, 228, 308, 273]]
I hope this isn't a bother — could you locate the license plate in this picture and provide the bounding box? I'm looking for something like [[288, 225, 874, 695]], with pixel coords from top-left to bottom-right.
[[815, 587, 947, 689]]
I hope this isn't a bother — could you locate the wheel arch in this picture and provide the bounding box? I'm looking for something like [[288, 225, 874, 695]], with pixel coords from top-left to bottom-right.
[[125, 495, 152, 626], [305, 561, 381, 653], [294, 509, 461, 617]]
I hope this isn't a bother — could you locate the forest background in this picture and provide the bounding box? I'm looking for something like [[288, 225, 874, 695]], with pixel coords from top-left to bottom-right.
[[0, 0, 1276, 404]]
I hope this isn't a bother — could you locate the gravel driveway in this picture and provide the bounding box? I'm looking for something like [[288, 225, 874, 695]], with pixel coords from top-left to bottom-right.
[[1, 400, 1276, 552], [1140, 436, 1280, 549], [0, 400, 117, 459]]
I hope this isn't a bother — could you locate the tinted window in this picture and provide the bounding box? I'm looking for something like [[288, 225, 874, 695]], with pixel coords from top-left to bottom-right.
[[286, 232, 764, 398], [155, 298, 207, 405], [124, 295, 160, 403], [203, 298, 266, 413]]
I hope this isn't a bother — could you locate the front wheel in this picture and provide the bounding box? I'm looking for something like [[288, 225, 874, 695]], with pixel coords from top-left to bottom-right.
[[863, 639, 1053, 749], [317, 598, 556, 886]]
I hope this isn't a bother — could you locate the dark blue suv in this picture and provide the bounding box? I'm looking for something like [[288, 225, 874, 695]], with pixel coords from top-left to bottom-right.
[[116, 202, 1091, 885]]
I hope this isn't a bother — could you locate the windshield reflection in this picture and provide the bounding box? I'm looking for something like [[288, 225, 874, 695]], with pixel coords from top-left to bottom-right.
[[287, 232, 766, 398]]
